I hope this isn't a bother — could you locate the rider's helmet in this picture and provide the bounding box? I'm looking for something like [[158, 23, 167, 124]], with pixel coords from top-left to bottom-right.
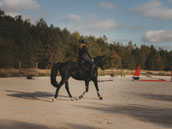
[[81, 39, 87, 44]]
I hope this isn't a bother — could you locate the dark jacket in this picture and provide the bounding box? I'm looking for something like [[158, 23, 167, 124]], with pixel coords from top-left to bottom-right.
[[79, 46, 92, 59], [78, 46, 93, 65]]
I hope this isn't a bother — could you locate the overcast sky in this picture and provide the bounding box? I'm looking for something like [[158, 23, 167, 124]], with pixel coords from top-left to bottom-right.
[[0, 0, 172, 50]]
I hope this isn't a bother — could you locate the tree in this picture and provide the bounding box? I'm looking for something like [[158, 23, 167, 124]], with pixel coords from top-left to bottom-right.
[[145, 46, 164, 70], [0, 9, 5, 17], [0, 9, 171, 71]]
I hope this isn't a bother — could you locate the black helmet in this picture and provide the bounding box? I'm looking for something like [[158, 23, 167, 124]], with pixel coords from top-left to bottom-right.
[[81, 39, 87, 44]]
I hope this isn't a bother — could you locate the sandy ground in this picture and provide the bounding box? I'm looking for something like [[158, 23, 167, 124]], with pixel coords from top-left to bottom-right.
[[0, 75, 172, 129]]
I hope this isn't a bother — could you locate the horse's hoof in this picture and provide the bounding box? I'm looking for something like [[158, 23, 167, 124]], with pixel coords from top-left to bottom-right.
[[79, 95, 83, 99], [99, 97, 103, 100], [71, 98, 75, 101], [71, 97, 78, 101], [52, 98, 57, 102], [74, 97, 79, 100]]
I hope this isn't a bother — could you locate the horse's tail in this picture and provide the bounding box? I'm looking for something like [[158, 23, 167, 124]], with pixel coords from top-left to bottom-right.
[[50, 63, 61, 88]]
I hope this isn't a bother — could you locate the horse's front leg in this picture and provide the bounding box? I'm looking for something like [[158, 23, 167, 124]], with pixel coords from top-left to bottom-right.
[[93, 78, 103, 100], [65, 81, 78, 100], [79, 80, 89, 99], [65, 81, 72, 98]]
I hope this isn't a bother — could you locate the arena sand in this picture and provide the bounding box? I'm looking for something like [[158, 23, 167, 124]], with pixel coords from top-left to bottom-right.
[[0, 75, 172, 129]]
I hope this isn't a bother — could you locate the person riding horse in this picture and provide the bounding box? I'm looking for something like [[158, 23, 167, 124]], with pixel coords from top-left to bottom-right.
[[50, 39, 105, 100], [78, 39, 95, 77]]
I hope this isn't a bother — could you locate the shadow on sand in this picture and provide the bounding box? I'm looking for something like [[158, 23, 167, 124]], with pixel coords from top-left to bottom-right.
[[0, 119, 103, 129], [77, 104, 172, 128], [6, 90, 82, 102], [6, 90, 55, 102], [0, 119, 57, 129], [134, 93, 172, 102]]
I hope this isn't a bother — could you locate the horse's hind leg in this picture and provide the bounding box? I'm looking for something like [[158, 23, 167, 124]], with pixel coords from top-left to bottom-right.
[[65, 81, 72, 98], [54, 79, 65, 99]]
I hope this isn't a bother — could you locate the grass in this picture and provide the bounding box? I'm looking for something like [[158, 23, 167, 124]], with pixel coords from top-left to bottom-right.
[[0, 68, 50, 78], [0, 68, 171, 78]]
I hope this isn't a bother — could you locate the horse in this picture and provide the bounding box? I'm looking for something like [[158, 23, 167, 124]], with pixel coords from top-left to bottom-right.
[[50, 56, 105, 101]]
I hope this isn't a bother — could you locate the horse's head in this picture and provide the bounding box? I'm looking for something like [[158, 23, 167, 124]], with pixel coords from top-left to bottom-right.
[[93, 55, 106, 70]]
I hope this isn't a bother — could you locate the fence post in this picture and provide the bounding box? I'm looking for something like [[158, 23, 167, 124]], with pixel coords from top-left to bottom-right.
[[101, 70, 104, 76], [171, 66, 172, 82], [19, 61, 21, 77], [36, 63, 38, 79], [121, 67, 123, 77]]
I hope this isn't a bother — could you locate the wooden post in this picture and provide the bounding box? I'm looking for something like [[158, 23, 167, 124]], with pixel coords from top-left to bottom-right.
[[19, 61, 21, 77], [101, 70, 104, 76], [121, 67, 123, 77], [36, 63, 38, 79], [171, 66, 172, 82], [111, 68, 115, 77]]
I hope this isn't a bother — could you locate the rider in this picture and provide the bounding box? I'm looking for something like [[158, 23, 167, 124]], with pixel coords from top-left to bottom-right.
[[78, 39, 95, 76]]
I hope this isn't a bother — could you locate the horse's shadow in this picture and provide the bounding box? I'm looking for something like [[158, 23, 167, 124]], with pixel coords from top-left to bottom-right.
[[6, 90, 68, 102], [6, 90, 98, 102]]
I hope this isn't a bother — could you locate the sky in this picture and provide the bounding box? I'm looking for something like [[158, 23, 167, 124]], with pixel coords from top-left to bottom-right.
[[0, 0, 172, 50]]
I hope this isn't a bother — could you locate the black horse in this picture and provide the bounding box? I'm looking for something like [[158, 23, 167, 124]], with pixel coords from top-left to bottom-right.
[[50, 56, 105, 100]]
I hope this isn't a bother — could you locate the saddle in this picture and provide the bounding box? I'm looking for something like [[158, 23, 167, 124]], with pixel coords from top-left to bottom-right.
[[78, 60, 90, 71]]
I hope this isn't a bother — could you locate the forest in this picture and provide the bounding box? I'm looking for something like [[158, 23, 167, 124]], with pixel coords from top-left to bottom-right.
[[0, 9, 172, 71]]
